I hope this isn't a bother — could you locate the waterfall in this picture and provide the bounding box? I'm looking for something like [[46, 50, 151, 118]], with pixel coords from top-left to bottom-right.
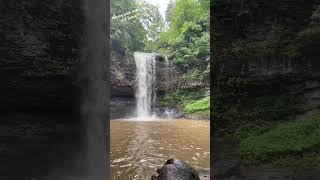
[[134, 52, 156, 118], [163, 56, 174, 118], [164, 56, 172, 94]]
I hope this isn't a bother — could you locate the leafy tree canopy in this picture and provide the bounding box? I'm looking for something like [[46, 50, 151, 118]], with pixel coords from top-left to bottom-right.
[[111, 0, 164, 59], [159, 0, 210, 82]]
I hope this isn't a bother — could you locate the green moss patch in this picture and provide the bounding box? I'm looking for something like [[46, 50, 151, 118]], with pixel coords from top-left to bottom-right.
[[157, 89, 205, 108], [184, 96, 210, 116], [240, 113, 320, 165]]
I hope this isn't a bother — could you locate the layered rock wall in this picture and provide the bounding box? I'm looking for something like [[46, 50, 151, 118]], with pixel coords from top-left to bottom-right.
[[213, 0, 320, 128]]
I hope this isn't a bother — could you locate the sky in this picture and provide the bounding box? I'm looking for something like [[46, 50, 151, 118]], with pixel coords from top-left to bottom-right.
[[142, 0, 171, 20]]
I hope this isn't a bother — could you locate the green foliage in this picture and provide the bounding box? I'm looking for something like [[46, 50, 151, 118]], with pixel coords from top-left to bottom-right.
[[157, 89, 210, 118], [157, 89, 205, 108], [212, 75, 302, 135], [212, 76, 250, 129], [111, 19, 147, 58], [213, 0, 320, 169], [144, 40, 159, 53], [165, 0, 176, 24], [159, 0, 210, 83], [240, 113, 320, 165], [139, 1, 165, 41], [236, 121, 276, 140], [182, 67, 209, 83], [215, 0, 320, 63], [213, 1, 320, 136], [111, 0, 145, 58], [184, 96, 210, 115], [111, 0, 165, 59], [272, 152, 320, 169], [111, 0, 136, 15]]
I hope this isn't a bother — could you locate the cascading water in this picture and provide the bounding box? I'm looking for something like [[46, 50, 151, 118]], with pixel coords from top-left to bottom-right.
[[164, 56, 171, 94], [134, 52, 156, 118], [164, 55, 174, 118]]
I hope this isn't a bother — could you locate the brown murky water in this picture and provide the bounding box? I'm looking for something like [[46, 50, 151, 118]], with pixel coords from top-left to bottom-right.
[[110, 118, 210, 180]]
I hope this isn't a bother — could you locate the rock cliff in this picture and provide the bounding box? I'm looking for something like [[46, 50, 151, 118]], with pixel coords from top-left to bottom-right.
[[0, 0, 106, 179], [213, 0, 320, 129], [0, 0, 82, 114], [110, 42, 180, 118], [212, 0, 320, 178]]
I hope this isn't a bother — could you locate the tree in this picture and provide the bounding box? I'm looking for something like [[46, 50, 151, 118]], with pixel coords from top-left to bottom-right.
[[138, 1, 165, 41], [111, 0, 146, 58], [165, 0, 176, 24], [158, 0, 210, 79], [111, 0, 165, 58]]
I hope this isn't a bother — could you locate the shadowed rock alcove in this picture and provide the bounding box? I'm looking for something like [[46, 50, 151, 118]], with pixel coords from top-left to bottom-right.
[[0, 0, 108, 179]]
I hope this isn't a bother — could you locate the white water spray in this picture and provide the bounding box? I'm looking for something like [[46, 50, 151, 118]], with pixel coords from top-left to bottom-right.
[[134, 52, 156, 118]]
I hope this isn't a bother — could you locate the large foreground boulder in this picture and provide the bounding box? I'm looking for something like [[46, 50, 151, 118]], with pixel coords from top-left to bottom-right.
[[151, 159, 200, 180]]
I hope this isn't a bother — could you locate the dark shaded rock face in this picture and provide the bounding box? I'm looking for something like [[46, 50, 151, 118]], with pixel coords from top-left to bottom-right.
[[0, 0, 98, 179], [0, 0, 82, 114], [151, 159, 201, 180], [110, 97, 135, 119], [110, 44, 136, 118], [212, 0, 320, 128], [111, 44, 135, 98], [213, 0, 320, 179]]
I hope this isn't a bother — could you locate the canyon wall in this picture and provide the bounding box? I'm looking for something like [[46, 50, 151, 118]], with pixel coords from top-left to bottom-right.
[[0, 0, 108, 179], [212, 0, 320, 130]]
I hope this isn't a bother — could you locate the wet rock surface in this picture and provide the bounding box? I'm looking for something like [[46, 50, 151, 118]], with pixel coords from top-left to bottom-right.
[[110, 97, 135, 119], [151, 159, 201, 180], [154, 108, 184, 118]]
